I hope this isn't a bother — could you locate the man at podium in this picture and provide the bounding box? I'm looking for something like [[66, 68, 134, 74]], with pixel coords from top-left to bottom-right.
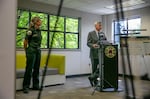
[[87, 21, 107, 86]]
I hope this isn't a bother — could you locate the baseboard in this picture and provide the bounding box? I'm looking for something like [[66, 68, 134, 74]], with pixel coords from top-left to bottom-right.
[[118, 74, 138, 80], [66, 73, 129, 78], [67, 73, 133, 78], [66, 73, 90, 78]]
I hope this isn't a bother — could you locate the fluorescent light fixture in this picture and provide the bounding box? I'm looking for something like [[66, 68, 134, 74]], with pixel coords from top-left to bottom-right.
[[106, 0, 145, 9]]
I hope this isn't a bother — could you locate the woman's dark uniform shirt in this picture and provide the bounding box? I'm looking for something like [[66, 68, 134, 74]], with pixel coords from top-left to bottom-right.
[[25, 27, 42, 48]]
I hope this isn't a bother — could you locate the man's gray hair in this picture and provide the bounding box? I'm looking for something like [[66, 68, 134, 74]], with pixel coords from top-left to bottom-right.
[[94, 21, 101, 25]]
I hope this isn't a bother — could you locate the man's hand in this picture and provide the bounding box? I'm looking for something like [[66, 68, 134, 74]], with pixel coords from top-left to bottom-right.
[[92, 44, 99, 48]]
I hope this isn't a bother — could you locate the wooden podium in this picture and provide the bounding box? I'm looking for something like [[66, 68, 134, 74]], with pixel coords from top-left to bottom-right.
[[98, 44, 118, 91]]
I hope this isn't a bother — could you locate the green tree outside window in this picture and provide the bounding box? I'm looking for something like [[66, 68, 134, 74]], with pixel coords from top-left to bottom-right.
[[16, 9, 80, 49]]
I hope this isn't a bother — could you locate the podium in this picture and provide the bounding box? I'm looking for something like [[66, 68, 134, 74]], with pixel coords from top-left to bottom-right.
[[98, 44, 118, 91]]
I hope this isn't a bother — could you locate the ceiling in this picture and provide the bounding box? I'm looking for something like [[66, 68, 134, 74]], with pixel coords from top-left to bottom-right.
[[32, 0, 150, 15]]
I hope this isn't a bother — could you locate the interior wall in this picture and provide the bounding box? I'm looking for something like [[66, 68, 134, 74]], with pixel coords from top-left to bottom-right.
[[102, 6, 150, 77], [17, 0, 102, 75], [0, 0, 16, 99], [103, 6, 150, 39]]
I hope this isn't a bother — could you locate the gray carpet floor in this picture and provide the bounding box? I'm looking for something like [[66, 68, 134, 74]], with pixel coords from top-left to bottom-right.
[[16, 76, 150, 99]]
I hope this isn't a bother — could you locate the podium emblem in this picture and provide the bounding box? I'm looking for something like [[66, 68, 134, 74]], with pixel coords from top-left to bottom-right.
[[104, 46, 116, 58]]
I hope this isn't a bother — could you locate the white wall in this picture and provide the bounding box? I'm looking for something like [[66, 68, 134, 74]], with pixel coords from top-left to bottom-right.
[[102, 6, 150, 77], [17, 0, 102, 75], [0, 0, 16, 99]]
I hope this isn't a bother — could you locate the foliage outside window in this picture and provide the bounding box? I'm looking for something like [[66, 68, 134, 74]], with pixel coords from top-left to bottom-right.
[[16, 9, 80, 49]]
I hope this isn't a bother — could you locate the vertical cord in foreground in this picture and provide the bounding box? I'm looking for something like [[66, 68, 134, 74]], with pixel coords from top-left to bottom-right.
[[37, 0, 64, 99], [114, 0, 128, 95], [114, 0, 129, 96], [114, 0, 136, 99]]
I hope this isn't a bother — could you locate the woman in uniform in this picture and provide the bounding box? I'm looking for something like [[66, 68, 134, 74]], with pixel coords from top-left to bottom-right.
[[23, 16, 42, 93]]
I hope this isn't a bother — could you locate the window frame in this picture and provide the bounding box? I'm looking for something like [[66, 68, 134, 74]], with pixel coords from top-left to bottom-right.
[[16, 9, 81, 50], [113, 17, 141, 45]]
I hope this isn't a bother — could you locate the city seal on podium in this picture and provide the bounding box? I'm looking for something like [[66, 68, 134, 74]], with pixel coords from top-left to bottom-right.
[[104, 46, 116, 58]]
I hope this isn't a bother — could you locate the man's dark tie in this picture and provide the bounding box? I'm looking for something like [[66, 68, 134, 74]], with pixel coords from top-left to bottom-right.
[[98, 32, 102, 40]]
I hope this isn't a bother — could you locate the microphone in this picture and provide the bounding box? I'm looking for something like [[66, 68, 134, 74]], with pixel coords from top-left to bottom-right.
[[98, 32, 104, 39]]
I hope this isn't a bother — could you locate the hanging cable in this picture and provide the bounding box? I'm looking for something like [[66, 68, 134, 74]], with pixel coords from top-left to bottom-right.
[[37, 0, 64, 99], [114, 0, 136, 99]]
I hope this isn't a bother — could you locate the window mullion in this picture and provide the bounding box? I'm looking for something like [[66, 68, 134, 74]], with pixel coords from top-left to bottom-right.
[[64, 17, 66, 49], [47, 14, 50, 48]]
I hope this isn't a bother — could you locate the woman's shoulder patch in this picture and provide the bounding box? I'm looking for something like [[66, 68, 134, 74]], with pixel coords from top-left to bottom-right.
[[27, 30, 32, 35]]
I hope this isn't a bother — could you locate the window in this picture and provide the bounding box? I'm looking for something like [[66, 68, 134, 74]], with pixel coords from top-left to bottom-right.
[[17, 10, 29, 48], [16, 9, 80, 49], [128, 18, 141, 33], [113, 17, 141, 45]]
